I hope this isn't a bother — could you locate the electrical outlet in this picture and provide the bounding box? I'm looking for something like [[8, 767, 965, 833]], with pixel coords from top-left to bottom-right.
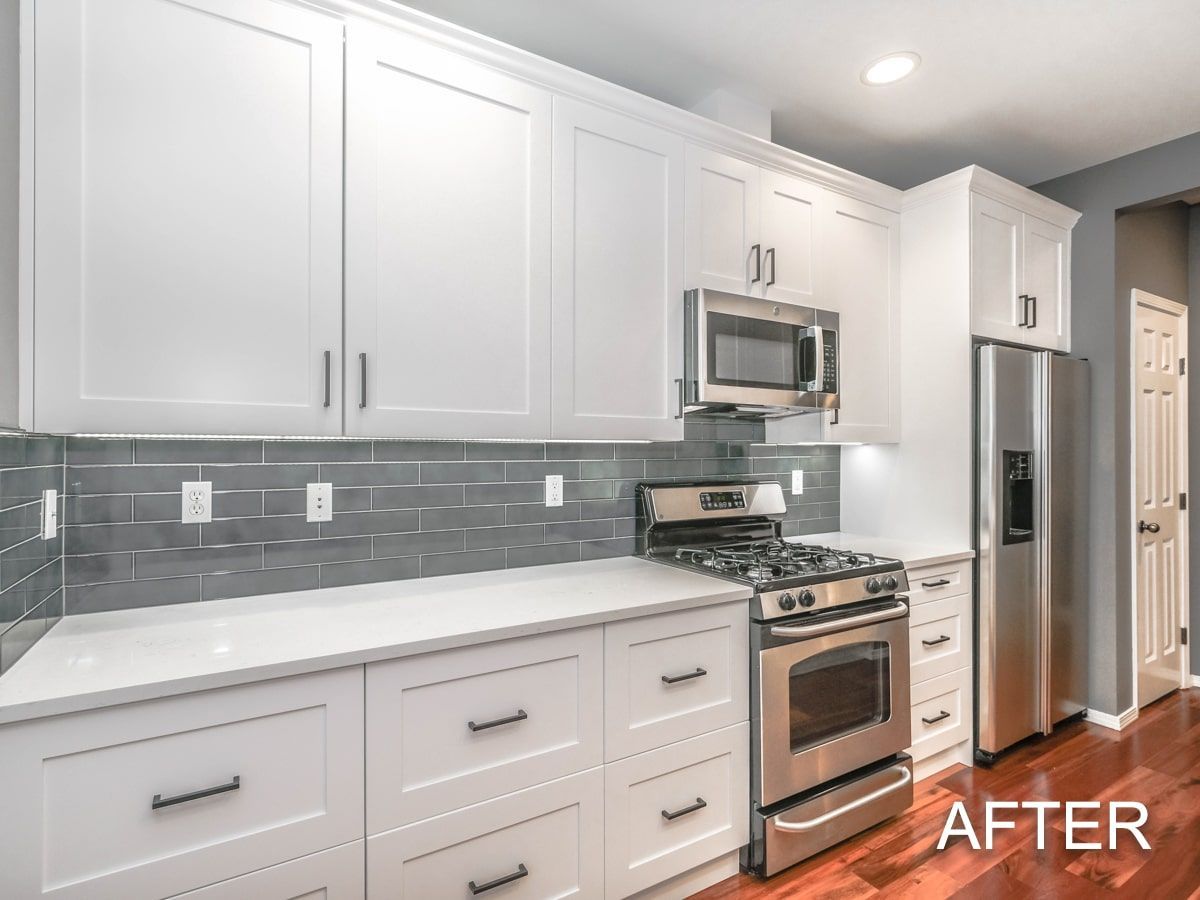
[[545, 474, 564, 507], [41, 489, 58, 540], [791, 469, 804, 496], [181, 481, 212, 524], [307, 483, 333, 523]]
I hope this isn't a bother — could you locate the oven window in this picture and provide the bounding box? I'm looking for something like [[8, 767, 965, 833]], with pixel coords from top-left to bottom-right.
[[707, 311, 807, 391], [788, 642, 891, 754]]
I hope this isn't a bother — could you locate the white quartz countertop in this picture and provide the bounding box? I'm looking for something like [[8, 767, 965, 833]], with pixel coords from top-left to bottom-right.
[[0, 557, 750, 726], [793, 532, 974, 570]]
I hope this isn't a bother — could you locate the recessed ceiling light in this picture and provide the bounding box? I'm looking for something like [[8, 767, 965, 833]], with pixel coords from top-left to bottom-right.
[[861, 51, 921, 86]]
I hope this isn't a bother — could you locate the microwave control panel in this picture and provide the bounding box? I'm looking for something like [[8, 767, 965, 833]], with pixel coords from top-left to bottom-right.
[[820, 329, 838, 394]]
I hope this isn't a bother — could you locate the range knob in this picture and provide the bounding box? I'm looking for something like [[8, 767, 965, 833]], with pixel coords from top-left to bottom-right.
[[778, 592, 798, 611], [883, 575, 899, 591], [865, 577, 882, 594], [798, 590, 817, 608]]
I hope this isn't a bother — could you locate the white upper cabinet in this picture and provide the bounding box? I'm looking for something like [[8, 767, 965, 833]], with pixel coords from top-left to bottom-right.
[[759, 170, 824, 307], [33, 0, 344, 435], [970, 193, 1025, 345], [684, 147, 761, 295], [551, 98, 685, 440], [1021, 214, 1070, 351], [344, 25, 552, 438]]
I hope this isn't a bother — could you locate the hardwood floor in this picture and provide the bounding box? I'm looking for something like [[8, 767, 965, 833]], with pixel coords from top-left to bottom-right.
[[693, 688, 1200, 899]]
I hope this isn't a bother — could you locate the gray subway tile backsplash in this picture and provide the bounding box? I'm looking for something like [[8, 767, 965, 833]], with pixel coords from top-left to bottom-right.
[[1, 423, 837, 629]]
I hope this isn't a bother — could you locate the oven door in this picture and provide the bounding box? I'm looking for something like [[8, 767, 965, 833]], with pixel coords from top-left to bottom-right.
[[757, 600, 910, 806], [685, 289, 838, 412]]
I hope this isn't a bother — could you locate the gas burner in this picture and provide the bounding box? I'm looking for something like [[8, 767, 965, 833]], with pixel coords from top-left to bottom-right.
[[670, 539, 888, 586]]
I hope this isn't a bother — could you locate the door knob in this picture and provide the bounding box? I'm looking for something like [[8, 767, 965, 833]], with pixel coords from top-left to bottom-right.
[[1138, 521, 1160, 534]]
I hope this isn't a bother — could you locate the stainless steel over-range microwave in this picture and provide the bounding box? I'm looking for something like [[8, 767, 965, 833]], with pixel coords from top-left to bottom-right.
[[683, 288, 839, 418]]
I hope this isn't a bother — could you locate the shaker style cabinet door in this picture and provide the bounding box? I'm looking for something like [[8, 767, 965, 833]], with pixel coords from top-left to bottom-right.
[[684, 146, 762, 295], [759, 169, 824, 307], [969, 193, 1025, 345], [344, 24, 552, 438], [551, 97, 685, 440], [33, 0, 344, 435], [1021, 214, 1070, 352]]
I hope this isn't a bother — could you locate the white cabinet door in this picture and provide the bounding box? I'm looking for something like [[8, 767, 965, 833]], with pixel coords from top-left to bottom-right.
[[552, 98, 685, 440], [759, 170, 824, 307], [345, 25, 552, 439], [823, 195, 901, 443], [173, 842, 364, 900], [33, 0, 343, 435], [1022, 214, 1070, 352], [969, 193, 1025, 344], [684, 146, 761, 294]]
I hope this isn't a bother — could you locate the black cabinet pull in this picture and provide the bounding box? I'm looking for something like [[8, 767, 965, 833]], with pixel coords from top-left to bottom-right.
[[921, 578, 951, 588], [468, 709, 528, 732], [922, 710, 951, 725], [662, 797, 708, 821], [1029, 295, 1037, 329], [662, 667, 707, 684], [358, 353, 368, 409], [764, 247, 776, 287], [152, 775, 240, 810], [750, 243, 762, 284], [922, 634, 951, 647], [469, 863, 528, 895], [1018, 294, 1030, 326], [322, 350, 332, 408]]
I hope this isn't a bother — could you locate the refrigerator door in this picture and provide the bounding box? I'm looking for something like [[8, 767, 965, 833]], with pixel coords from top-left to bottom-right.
[[1042, 354, 1089, 729], [976, 345, 1042, 757]]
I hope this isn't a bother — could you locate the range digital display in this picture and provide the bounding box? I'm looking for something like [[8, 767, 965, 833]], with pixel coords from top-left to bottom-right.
[[700, 490, 746, 511]]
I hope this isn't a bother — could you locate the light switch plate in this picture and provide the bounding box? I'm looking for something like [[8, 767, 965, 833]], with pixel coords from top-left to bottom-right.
[[545, 474, 564, 507], [41, 489, 58, 540], [307, 483, 333, 522], [791, 469, 804, 495], [182, 481, 212, 524]]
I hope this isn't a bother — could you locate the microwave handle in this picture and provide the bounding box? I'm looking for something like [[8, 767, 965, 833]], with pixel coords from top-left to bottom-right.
[[801, 325, 824, 392]]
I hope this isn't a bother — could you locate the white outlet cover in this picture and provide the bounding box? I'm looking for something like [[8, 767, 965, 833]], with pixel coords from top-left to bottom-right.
[[545, 474, 564, 508], [791, 469, 804, 495], [307, 483, 333, 523], [41, 489, 58, 540], [181, 481, 212, 524]]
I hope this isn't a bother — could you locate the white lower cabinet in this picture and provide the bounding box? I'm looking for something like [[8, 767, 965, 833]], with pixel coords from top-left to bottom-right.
[[909, 667, 972, 764], [366, 768, 605, 899], [171, 841, 365, 899], [603, 723, 749, 900], [909, 593, 972, 685]]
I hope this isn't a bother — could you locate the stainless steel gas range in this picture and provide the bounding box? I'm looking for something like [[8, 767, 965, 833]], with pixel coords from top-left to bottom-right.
[[638, 480, 914, 878]]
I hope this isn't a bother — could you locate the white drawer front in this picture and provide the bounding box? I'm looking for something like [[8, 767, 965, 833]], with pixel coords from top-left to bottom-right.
[[910, 593, 972, 685], [604, 601, 748, 761], [367, 768, 604, 900], [905, 559, 972, 606], [172, 841, 364, 899], [908, 667, 972, 763], [603, 722, 749, 899], [367, 627, 603, 832], [1, 668, 364, 900]]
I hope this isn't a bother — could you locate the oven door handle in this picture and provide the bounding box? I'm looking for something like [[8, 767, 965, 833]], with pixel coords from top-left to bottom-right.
[[769, 600, 908, 639], [771, 765, 912, 834]]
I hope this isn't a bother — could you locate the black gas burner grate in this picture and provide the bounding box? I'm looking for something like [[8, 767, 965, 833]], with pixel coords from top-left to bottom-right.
[[672, 540, 880, 582]]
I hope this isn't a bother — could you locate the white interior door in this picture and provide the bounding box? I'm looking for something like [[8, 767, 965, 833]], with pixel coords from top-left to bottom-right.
[[345, 24, 552, 438], [683, 146, 761, 294], [1133, 289, 1189, 708], [34, 0, 344, 435]]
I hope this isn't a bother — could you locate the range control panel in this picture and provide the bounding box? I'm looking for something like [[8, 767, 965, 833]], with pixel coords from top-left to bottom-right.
[[699, 490, 746, 511]]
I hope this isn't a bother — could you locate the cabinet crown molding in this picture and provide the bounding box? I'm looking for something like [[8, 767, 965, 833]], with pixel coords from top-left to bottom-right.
[[902, 165, 1081, 229]]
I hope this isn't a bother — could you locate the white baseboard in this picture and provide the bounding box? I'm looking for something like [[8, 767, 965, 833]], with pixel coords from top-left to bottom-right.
[[1086, 705, 1139, 731]]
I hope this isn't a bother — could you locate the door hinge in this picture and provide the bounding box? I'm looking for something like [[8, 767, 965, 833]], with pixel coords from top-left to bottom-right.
[[1182, 626, 1188, 646], [1182, 492, 1189, 511]]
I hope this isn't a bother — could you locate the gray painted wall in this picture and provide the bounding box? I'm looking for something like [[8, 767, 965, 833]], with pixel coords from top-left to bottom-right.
[[1192, 207, 1200, 676], [0, 0, 18, 429], [1034, 130, 1200, 712]]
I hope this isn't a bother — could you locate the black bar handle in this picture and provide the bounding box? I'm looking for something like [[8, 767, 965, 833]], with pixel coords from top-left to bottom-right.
[[152, 775, 240, 810], [921, 578, 951, 588], [661, 667, 707, 685], [468, 709, 528, 732], [750, 243, 761, 284], [322, 350, 332, 408], [764, 247, 776, 287], [922, 634, 951, 647], [662, 797, 708, 821], [358, 353, 368, 409], [1029, 295, 1037, 329], [1018, 294, 1029, 327], [922, 710, 951, 725], [469, 863, 528, 895]]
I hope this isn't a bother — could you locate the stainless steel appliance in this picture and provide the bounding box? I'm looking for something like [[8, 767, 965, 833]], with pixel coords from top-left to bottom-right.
[[975, 345, 1089, 762], [639, 481, 913, 877], [683, 289, 839, 418]]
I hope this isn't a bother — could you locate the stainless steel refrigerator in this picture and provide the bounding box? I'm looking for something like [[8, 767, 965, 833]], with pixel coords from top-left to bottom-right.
[[975, 344, 1089, 762]]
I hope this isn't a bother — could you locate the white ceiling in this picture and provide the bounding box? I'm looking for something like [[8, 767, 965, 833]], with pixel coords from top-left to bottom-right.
[[397, 0, 1200, 189]]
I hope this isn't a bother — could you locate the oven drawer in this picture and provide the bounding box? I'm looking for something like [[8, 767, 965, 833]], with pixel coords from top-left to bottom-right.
[[0, 668, 364, 900], [604, 601, 747, 761], [367, 626, 603, 832], [366, 768, 604, 900], [909, 667, 972, 762], [905, 559, 972, 606], [604, 723, 749, 899], [910, 593, 972, 685]]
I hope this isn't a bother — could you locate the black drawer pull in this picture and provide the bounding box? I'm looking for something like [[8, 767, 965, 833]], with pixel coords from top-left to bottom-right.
[[662, 667, 707, 685], [468, 709, 528, 732], [152, 775, 240, 810], [922, 710, 951, 725], [921, 578, 951, 588], [662, 797, 708, 821], [469, 863, 528, 895], [922, 634, 951, 647]]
